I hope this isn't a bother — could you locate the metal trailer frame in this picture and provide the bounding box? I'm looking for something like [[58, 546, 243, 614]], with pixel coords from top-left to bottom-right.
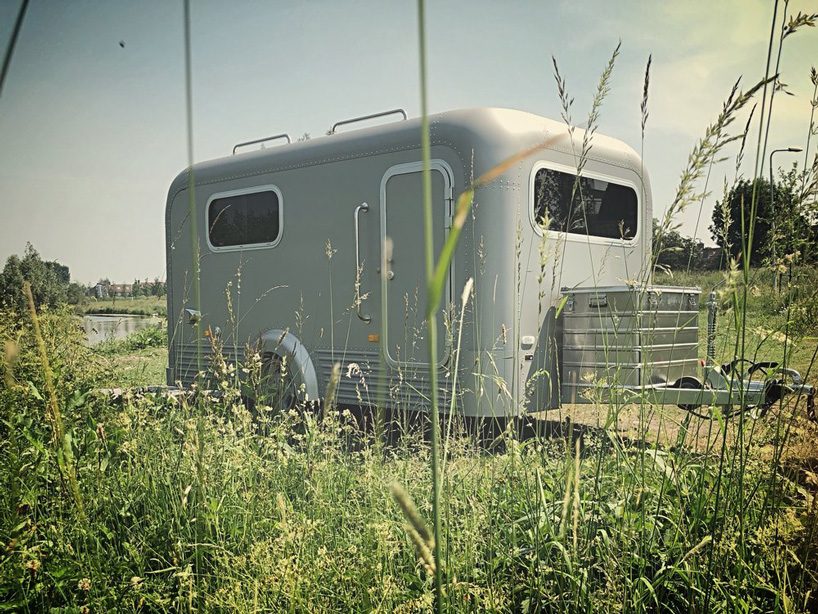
[[565, 288, 815, 420]]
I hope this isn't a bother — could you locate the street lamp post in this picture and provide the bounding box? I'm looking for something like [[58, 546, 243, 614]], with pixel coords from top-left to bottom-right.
[[769, 147, 803, 292]]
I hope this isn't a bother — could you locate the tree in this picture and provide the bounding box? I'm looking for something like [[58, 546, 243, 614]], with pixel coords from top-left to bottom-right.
[[45, 261, 70, 285], [0, 243, 67, 311], [66, 282, 86, 305], [710, 173, 810, 266], [95, 278, 111, 298], [652, 218, 707, 271], [150, 277, 166, 297]]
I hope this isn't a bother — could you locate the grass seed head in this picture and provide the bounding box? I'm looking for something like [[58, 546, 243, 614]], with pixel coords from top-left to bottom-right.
[[390, 483, 434, 548], [641, 54, 652, 134]]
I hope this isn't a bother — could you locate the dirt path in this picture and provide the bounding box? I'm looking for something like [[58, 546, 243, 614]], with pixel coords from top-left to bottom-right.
[[530, 398, 818, 459]]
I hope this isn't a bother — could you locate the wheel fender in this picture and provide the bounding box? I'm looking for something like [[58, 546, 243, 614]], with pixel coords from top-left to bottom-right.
[[258, 329, 320, 403]]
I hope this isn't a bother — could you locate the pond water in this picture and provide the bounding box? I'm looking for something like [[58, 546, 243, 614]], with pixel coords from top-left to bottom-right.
[[82, 314, 163, 346]]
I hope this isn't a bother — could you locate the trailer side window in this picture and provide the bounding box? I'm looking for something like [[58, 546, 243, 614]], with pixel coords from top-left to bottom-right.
[[208, 190, 281, 248], [533, 169, 637, 240]]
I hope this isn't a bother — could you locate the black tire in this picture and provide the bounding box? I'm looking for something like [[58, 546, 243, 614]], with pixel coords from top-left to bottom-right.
[[672, 375, 704, 412]]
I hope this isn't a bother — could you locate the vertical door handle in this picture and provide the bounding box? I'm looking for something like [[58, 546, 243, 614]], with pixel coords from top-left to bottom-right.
[[353, 202, 371, 323]]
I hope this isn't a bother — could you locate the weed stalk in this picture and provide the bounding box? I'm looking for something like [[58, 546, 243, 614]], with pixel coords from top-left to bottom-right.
[[23, 282, 85, 518]]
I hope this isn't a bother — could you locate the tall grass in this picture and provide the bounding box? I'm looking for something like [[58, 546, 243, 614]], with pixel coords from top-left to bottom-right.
[[414, 2, 444, 608], [82, 296, 166, 317], [183, 0, 202, 379], [1, 311, 816, 610]]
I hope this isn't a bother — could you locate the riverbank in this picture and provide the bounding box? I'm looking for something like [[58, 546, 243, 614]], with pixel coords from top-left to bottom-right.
[[80, 296, 166, 317]]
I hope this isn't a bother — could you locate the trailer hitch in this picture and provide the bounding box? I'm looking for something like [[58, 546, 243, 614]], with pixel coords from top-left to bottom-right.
[[697, 291, 816, 421], [746, 364, 813, 419], [702, 359, 815, 420], [644, 357, 815, 421], [719, 359, 780, 378]]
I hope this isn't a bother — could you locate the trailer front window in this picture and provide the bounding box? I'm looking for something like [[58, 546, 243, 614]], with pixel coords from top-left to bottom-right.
[[208, 189, 281, 248], [533, 168, 637, 240]]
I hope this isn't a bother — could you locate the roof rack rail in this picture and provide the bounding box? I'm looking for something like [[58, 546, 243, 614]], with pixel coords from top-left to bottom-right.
[[232, 133, 291, 155], [329, 108, 407, 135]]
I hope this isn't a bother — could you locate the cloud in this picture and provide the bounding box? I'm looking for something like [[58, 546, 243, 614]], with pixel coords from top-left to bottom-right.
[[611, 0, 816, 149]]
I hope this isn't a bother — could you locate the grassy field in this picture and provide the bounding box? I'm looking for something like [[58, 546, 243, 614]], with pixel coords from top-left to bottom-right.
[[1, 270, 817, 611], [654, 267, 818, 376], [82, 296, 166, 317], [95, 324, 168, 389]]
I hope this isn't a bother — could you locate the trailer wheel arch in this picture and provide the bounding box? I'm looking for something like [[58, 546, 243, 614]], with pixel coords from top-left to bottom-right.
[[258, 329, 320, 406]]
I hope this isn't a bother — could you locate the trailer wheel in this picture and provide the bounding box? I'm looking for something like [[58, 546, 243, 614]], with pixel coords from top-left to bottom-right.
[[255, 330, 320, 411], [672, 376, 704, 412], [258, 352, 301, 410]]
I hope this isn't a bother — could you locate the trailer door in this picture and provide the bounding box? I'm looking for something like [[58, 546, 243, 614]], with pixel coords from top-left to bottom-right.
[[380, 161, 453, 368]]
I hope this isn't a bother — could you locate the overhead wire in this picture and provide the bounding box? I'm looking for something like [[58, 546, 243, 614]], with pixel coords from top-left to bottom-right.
[[0, 0, 29, 100]]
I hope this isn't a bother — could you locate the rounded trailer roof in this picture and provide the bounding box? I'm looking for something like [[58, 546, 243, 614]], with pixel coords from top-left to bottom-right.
[[169, 107, 644, 197]]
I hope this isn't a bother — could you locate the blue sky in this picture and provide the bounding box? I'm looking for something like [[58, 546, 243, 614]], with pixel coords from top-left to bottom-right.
[[1, 0, 816, 283]]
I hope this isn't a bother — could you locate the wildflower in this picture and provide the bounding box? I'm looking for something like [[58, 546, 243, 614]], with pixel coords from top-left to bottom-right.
[[78, 577, 91, 592], [784, 250, 800, 264], [25, 558, 41, 576]]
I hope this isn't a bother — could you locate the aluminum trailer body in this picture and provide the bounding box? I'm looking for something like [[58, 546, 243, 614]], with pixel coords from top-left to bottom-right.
[[166, 107, 670, 418]]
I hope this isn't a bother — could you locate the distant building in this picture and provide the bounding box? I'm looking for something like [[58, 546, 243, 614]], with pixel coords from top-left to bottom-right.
[[95, 283, 132, 298], [109, 283, 133, 297]]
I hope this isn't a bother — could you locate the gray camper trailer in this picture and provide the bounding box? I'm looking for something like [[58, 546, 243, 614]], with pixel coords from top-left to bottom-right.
[[165, 107, 813, 419]]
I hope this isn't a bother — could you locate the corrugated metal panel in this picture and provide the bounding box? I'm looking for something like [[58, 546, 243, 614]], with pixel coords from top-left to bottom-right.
[[314, 349, 455, 411], [170, 342, 242, 387], [169, 343, 457, 411], [560, 286, 700, 402]]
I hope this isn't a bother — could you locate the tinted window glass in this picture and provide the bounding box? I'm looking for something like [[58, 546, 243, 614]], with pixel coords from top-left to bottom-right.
[[534, 168, 637, 240], [208, 190, 280, 248]]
